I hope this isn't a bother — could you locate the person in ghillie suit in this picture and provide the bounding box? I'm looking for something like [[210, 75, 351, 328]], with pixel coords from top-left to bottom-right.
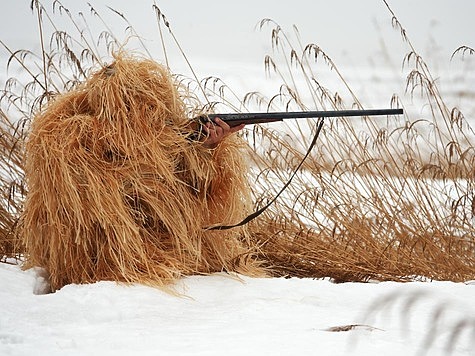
[[19, 53, 263, 292]]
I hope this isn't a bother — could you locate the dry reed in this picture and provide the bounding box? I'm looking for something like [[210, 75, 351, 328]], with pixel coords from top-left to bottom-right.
[[241, 14, 475, 283], [0, 108, 26, 260], [0, 1, 474, 290]]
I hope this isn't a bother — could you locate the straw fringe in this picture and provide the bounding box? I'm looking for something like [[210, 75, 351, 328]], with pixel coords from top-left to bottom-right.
[[19, 53, 262, 291]]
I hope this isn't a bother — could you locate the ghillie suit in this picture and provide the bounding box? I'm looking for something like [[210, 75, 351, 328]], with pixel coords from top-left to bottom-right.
[[19, 54, 261, 291]]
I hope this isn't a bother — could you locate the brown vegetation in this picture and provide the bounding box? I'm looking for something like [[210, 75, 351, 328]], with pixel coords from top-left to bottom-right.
[[18, 53, 262, 291], [0, 1, 474, 290]]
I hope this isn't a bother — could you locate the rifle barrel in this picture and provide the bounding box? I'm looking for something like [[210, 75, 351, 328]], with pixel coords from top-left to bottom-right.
[[204, 108, 403, 127]]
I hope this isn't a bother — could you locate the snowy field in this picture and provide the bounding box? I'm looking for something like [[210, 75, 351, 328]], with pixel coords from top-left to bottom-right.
[[1, 58, 475, 355], [1, 263, 474, 356], [1, 2, 475, 355], [1, 59, 475, 356]]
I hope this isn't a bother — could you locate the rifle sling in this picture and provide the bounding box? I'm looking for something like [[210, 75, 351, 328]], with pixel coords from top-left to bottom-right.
[[205, 118, 325, 231]]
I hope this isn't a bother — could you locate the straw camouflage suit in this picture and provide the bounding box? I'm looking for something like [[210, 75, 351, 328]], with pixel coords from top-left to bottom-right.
[[20, 54, 261, 291]]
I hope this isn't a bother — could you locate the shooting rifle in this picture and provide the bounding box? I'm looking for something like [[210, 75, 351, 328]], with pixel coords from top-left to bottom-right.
[[202, 107, 404, 230], [199, 108, 403, 127]]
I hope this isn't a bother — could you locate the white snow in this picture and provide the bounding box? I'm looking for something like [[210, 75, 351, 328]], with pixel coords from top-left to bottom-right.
[[1, 3, 475, 355], [0, 263, 473, 356], [1, 55, 475, 356]]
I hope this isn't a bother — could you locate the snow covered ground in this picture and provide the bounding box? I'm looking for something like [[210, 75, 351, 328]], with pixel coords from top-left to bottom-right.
[[0, 263, 474, 356], [1, 3, 475, 354], [1, 55, 475, 356]]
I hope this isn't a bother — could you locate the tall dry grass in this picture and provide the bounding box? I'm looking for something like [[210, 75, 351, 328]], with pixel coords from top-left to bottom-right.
[[0, 0, 473, 289], [241, 11, 475, 283]]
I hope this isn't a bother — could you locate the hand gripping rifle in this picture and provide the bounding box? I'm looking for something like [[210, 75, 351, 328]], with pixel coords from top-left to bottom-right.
[[202, 107, 404, 230]]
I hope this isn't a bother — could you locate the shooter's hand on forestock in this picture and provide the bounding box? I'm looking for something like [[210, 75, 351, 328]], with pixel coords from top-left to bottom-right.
[[201, 117, 245, 149]]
